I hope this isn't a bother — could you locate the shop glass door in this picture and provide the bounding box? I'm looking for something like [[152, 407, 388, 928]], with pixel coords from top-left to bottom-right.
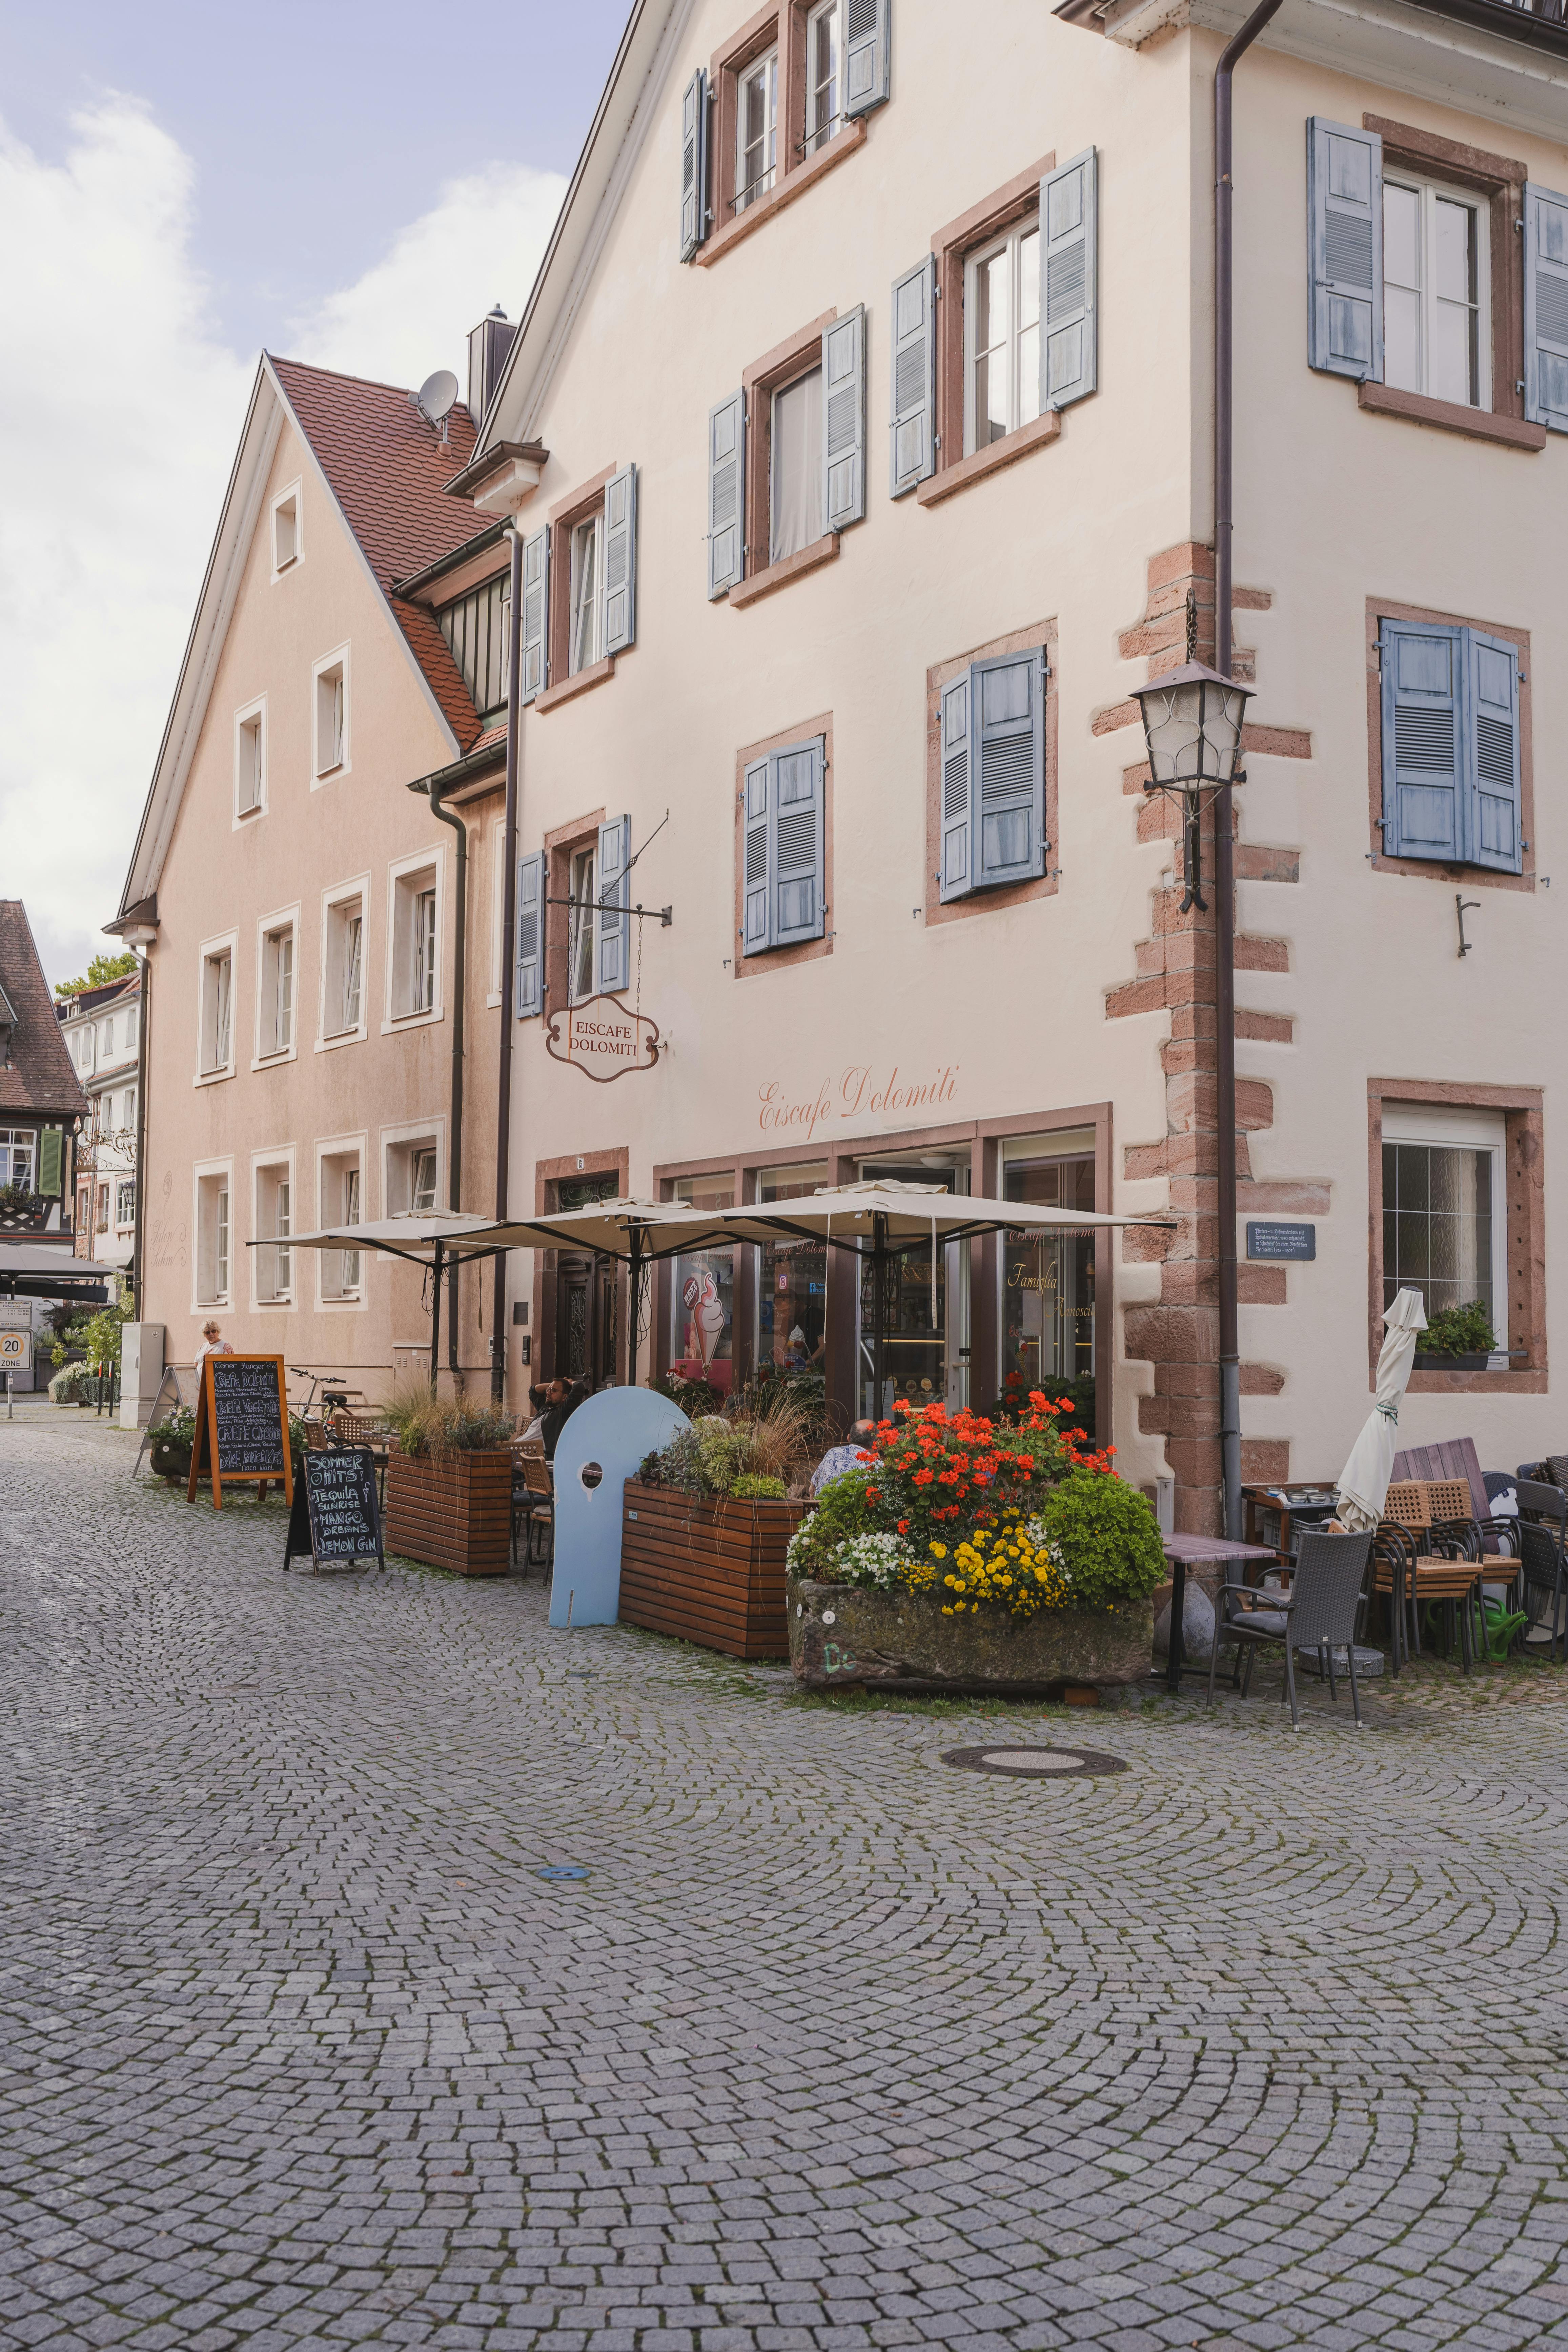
[[1000, 1147, 1096, 1426], [855, 1158, 970, 1420], [754, 1161, 829, 1393]]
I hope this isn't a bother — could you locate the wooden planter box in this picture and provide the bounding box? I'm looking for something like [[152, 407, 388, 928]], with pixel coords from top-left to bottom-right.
[[619, 1480, 807, 1659], [789, 1577, 1155, 1694], [385, 1449, 513, 1575]]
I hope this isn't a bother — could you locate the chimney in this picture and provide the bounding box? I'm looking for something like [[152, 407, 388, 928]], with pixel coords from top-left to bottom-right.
[[467, 305, 516, 429]]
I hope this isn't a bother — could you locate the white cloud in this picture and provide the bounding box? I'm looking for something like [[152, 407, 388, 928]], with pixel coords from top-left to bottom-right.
[[0, 118, 564, 989], [288, 161, 565, 393], [0, 99, 251, 986]]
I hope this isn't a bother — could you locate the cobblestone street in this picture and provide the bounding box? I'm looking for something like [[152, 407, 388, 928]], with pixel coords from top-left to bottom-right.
[[6, 1414, 1568, 2351]]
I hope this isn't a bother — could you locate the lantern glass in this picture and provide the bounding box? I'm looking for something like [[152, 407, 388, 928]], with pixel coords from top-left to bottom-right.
[[1133, 663, 1251, 790]]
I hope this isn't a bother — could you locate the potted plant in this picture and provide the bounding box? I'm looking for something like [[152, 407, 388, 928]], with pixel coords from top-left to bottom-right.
[[786, 1394, 1164, 1695], [619, 1394, 814, 1658], [147, 1406, 196, 1481], [383, 1379, 516, 1574], [1414, 1300, 1497, 1372], [0, 1183, 50, 1234]]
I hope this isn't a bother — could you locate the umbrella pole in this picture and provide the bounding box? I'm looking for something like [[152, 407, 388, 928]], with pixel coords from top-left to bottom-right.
[[872, 1214, 888, 1424], [430, 1239, 443, 1393], [627, 1229, 644, 1387]]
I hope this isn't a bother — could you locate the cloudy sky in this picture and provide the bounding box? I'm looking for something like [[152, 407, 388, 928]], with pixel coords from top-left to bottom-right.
[[0, 0, 628, 988]]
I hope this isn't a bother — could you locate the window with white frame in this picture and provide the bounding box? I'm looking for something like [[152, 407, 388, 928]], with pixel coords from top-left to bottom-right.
[[313, 650, 349, 779], [966, 214, 1041, 452], [390, 861, 439, 1020], [569, 513, 602, 675], [0, 1130, 36, 1189], [737, 49, 778, 213], [235, 703, 265, 819], [196, 1170, 231, 1305], [259, 922, 294, 1058], [1381, 1102, 1508, 1343], [123, 1085, 137, 1134], [568, 845, 597, 1005], [322, 890, 365, 1040], [124, 1003, 138, 1049], [101, 1016, 115, 1058], [254, 1161, 293, 1303], [116, 1178, 136, 1227], [271, 483, 301, 575], [770, 363, 824, 562], [385, 1133, 441, 1217], [199, 945, 234, 1075], [318, 1149, 363, 1299], [1383, 176, 1489, 409], [805, 1, 844, 157]]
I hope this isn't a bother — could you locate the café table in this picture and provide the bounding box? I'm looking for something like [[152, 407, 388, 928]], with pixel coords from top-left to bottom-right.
[[1160, 1532, 1284, 1694]]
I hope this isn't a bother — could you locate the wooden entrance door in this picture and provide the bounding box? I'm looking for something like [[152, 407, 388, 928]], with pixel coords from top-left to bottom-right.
[[555, 1253, 619, 1389]]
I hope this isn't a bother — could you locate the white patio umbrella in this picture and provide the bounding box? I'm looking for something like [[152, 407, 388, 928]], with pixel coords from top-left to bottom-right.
[[1335, 1287, 1429, 1532]]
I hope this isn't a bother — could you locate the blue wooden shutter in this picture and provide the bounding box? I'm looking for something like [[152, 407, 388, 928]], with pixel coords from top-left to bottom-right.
[[601, 464, 637, 655], [1307, 118, 1383, 381], [822, 306, 866, 530], [596, 816, 631, 992], [890, 256, 936, 496], [843, 0, 890, 118], [679, 68, 709, 262], [742, 759, 770, 956], [1041, 149, 1097, 410], [520, 526, 549, 702], [708, 390, 745, 597], [972, 648, 1047, 888], [515, 851, 544, 1018], [1524, 184, 1568, 433], [938, 671, 972, 903], [1465, 630, 1522, 874], [1379, 618, 1462, 861], [769, 739, 826, 947]]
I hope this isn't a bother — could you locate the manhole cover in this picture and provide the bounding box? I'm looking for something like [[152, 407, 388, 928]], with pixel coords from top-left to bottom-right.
[[535, 1864, 590, 1881], [941, 1745, 1127, 1779]]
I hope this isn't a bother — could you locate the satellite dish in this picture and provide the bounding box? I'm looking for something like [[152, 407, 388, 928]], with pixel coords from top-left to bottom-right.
[[414, 369, 459, 429]]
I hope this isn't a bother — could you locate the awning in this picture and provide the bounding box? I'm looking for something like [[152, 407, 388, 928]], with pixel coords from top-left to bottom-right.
[[0, 1242, 121, 1303]]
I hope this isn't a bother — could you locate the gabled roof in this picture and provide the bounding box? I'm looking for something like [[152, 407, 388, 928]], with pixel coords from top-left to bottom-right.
[[58, 972, 141, 1022], [0, 903, 89, 1118], [117, 355, 490, 921]]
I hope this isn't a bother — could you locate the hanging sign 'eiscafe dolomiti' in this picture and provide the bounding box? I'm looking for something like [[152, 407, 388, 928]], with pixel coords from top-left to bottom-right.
[[546, 995, 661, 1083]]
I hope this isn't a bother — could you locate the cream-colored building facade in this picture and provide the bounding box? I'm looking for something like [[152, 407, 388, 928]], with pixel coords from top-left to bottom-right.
[[453, 0, 1567, 1528], [114, 356, 510, 1388]]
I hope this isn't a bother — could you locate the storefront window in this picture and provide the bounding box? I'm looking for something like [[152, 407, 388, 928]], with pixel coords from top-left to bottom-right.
[[856, 1159, 969, 1419], [1000, 1148, 1096, 1424], [756, 1162, 828, 1382], [670, 1173, 735, 1393]]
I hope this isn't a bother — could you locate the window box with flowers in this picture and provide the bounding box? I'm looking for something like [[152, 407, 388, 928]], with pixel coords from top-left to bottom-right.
[[786, 1396, 1162, 1693]]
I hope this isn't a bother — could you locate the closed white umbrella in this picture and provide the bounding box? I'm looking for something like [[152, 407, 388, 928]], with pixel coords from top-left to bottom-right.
[[1335, 1287, 1428, 1532]]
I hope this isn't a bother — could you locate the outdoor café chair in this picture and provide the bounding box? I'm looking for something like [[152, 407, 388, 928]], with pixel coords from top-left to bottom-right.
[[511, 1449, 554, 1573], [1378, 1480, 1486, 1671], [1514, 1480, 1568, 1663], [1207, 1529, 1374, 1729]]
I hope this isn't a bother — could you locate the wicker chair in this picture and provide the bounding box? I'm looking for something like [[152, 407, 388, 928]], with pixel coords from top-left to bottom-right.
[[1207, 1530, 1374, 1729], [512, 1449, 554, 1571]]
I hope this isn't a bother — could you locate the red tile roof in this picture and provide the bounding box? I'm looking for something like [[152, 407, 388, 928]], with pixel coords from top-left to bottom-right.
[[0, 902, 89, 1119], [269, 356, 489, 753]]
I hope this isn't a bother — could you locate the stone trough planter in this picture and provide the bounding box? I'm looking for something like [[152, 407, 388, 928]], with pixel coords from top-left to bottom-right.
[[789, 1578, 1154, 1696]]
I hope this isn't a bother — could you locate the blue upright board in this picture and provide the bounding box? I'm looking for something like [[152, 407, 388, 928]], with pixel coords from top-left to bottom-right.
[[549, 1388, 691, 1629]]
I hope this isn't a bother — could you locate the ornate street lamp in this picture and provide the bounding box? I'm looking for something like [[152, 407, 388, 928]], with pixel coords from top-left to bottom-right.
[[1130, 638, 1252, 914]]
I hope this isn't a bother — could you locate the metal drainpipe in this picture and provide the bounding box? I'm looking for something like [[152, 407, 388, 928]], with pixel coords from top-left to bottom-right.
[[1214, 0, 1284, 1540], [129, 950, 151, 1314], [492, 519, 526, 1403], [408, 772, 467, 1389]]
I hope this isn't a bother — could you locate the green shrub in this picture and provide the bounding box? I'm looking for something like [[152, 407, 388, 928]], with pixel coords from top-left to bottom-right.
[[731, 1472, 786, 1500], [786, 1468, 874, 1578], [384, 1375, 514, 1459], [1421, 1300, 1496, 1357], [1038, 1469, 1165, 1612], [48, 1361, 95, 1404]]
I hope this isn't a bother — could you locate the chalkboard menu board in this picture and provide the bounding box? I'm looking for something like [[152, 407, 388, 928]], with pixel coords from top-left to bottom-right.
[[187, 1354, 292, 1508], [285, 1448, 384, 1572]]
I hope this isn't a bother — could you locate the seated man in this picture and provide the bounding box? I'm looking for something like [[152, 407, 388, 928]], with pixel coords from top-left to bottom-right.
[[809, 1419, 878, 1496], [539, 1378, 574, 1460]]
